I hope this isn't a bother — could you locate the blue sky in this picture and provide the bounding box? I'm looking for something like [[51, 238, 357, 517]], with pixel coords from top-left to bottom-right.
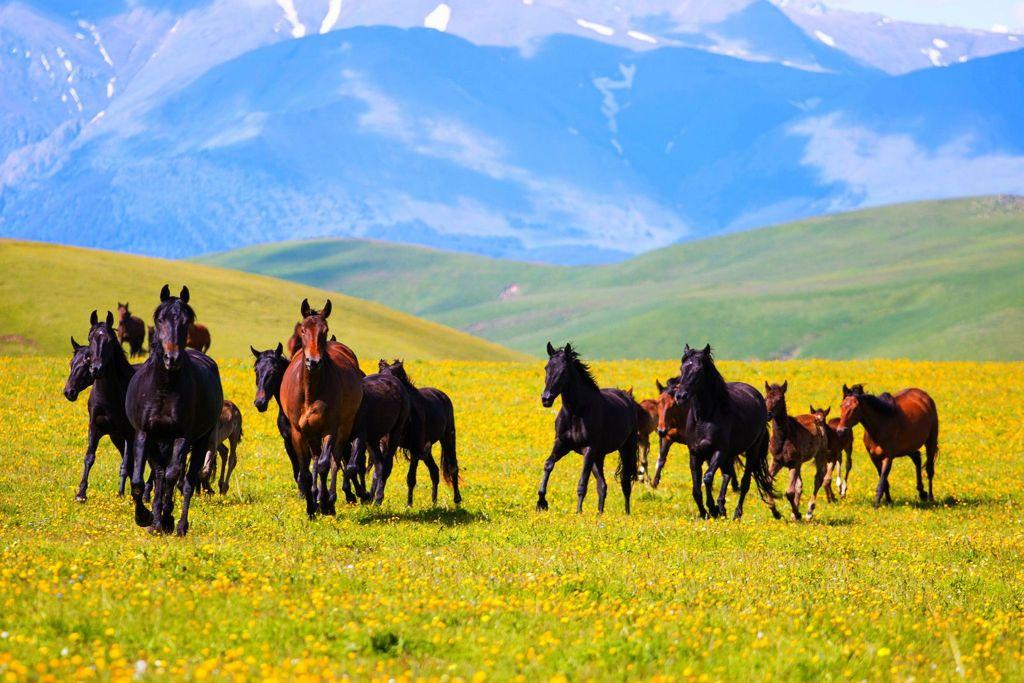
[[825, 0, 1024, 31]]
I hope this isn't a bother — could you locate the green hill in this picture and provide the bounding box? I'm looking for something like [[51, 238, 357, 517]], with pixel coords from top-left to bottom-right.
[[204, 196, 1024, 361], [0, 240, 527, 361]]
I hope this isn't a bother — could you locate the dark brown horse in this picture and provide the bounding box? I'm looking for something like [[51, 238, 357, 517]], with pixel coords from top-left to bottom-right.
[[200, 400, 243, 495], [346, 369, 411, 505], [837, 385, 939, 506], [286, 322, 302, 358], [765, 381, 834, 521], [650, 378, 695, 489], [116, 302, 146, 358], [252, 343, 302, 494], [810, 405, 854, 499], [636, 395, 658, 483], [186, 323, 211, 353], [279, 299, 364, 517]]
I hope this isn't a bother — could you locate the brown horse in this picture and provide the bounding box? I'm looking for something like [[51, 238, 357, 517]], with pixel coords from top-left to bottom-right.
[[286, 322, 302, 358], [649, 378, 692, 489], [201, 400, 243, 495], [116, 302, 146, 358], [810, 405, 854, 498], [279, 299, 364, 518], [186, 323, 211, 353], [837, 385, 939, 506], [636, 396, 658, 482], [765, 381, 834, 521]]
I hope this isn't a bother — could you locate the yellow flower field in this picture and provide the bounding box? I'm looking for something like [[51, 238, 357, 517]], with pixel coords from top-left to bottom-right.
[[1, 357, 1023, 681]]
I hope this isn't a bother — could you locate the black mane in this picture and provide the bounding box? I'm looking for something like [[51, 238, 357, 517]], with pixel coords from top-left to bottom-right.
[[154, 297, 195, 324], [862, 392, 898, 415], [563, 346, 599, 392]]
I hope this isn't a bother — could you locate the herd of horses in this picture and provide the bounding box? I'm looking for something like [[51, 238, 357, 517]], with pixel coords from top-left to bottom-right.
[[61, 285, 940, 536]]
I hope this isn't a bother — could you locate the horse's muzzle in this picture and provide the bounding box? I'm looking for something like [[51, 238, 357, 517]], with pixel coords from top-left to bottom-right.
[[254, 394, 269, 412], [656, 427, 666, 438], [541, 393, 554, 408], [305, 357, 322, 372], [64, 388, 79, 402], [163, 352, 181, 370]]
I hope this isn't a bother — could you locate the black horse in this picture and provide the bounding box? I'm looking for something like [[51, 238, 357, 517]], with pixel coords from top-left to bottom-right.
[[251, 343, 303, 495], [346, 369, 411, 505], [537, 342, 639, 514], [671, 344, 777, 519], [378, 359, 462, 507], [126, 285, 223, 536]]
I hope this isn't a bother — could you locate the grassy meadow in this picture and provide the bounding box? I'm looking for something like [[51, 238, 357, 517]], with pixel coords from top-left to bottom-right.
[[2, 355, 1023, 681]]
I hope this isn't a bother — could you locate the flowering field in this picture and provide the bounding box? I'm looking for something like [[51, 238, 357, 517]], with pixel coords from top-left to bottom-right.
[[1, 357, 1023, 682]]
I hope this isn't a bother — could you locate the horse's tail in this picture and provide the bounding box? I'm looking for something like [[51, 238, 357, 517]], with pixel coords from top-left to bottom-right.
[[616, 402, 641, 484], [440, 419, 459, 487], [750, 426, 777, 501]]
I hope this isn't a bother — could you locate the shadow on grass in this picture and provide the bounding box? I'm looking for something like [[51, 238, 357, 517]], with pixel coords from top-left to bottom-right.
[[908, 495, 994, 510], [356, 506, 487, 527], [812, 516, 855, 527]]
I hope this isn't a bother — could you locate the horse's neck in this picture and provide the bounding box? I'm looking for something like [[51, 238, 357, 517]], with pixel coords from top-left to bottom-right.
[[769, 407, 790, 453], [561, 370, 599, 414], [858, 401, 894, 440], [691, 379, 726, 423]]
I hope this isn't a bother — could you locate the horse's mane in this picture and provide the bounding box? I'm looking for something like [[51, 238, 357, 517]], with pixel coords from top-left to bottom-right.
[[155, 297, 196, 324], [862, 392, 898, 415], [564, 346, 599, 392], [386, 360, 416, 390], [695, 348, 730, 409]]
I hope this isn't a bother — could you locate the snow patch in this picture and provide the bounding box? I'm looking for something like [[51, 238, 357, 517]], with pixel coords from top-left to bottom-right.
[[813, 30, 835, 47], [320, 0, 341, 34], [593, 63, 636, 155], [276, 0, 307, 38], [932, 38, 949, 49], [107, 77, 116, 98], [40, 54, 51, 72], [424, 4, 451, 32], [523, 0, 534, 4], [1010, 36, 1020, 43], [577, 19, 614, 36], [921, 47, 943, 66], [992, 24, 1010, 34], [79, 21, 115, 67], [68, 87, 82, 111], [627, 30, 657, 44]]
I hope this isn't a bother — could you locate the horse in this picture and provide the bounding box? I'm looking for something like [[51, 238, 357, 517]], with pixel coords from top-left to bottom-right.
[[200, 400, 243, 495], [378, 359, 462, 507], [810, 405, 854, 498], [764, 381, 834, 521], [65, 310, 138, 501], [649, 377, 696, 489], [186, 323, 211, 353], [636, 394, 658, 483], [116, 302, 146, 358], [671, 344, 776, 519], [126, 285, 224, 536], [279, 299, 364, 518], [286, 322, 302, 358], [346, 369, 411, 505], [837, 384, 939, 506], [252, 343, 303, 494], [536, 342, 638, 514]]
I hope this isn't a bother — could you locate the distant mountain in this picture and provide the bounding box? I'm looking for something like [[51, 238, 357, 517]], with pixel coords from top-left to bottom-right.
[[1, 0, 1023, 263], [198, 196, 1024, 361]]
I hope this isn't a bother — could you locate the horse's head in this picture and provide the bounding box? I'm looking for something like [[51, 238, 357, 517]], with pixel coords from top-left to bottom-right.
[[764, 380, 788, 422], [117, 301, 130, 322], [655, 377, 679, 437], [153, 285, 195, 371], [673, 343, 712, 403], [251, 342, 287, 412], [298, 299, 331, 371], [836, 384, 864, 437], [87, 309, 118, 376], [64, 336, 93, 401], [378, 358, 409, 383], [809, 405, 831, 426], [541, 342, 575, 407]]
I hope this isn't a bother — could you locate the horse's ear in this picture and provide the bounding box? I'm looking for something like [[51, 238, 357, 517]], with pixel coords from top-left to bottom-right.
[[160, 284, 171, 302], [546, 341, 556, 357], [300, 299, 311, 318], [656, 379, 665, 394], [842, 384, 851, 397], [565, 342, 573, 355], [765, 381, 771, 393], [105, 310, 114, 327], [322, 300, 332, 319], [124, 301, 129, 309], [179, 286, 190, 303], [684, 343, 691, 353], [90, 310, 98, 325], [330, 334, 336, 342], [702, 343, 711, 355], [250, 345, 260, 359], [71, 336, 82, 350], [781, 380, 787, 393], [275, 342, 284, 357], [823, 406, 830, 418]]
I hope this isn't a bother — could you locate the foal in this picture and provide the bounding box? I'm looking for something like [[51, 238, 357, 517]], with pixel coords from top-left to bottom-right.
[[810, 406, 854, 499], [764, 381, 832, 521], [116, 302, 146, 358], [201, 400, 243, 495]]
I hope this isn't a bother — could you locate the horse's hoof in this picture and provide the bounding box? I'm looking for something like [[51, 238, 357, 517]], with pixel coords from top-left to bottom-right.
[[219, 484, 229, 495], [733, 509, 743, 521], [770, 508, 783, 520], [175, 522, 189, 537], [75, 494, 87, 503], [135, 507, 154, 527], [536, 499, 549, 512]]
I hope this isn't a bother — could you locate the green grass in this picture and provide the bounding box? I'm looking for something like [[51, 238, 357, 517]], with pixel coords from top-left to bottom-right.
[[199, 196, 1024, 361], [0, 240, 527, 361]]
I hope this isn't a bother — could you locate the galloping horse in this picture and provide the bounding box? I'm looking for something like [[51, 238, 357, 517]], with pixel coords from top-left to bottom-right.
[[279, 299, 364, 517], [637, 395, 658, 482], [252, 343, 302, 494], [650, 378, 694, 489], [671, 344, 776, 519], [810, 406, 854, 498], [126, 285, 223, 535], [378, 359, 462, 507], [200, 400, 243, 495], [837, 385, 939, 506], [764, 381, 834, 521], [536, 343, 638, 514], [116, 302, 146, 358], [286, 322, 302, 358], [347, 368, 411, 505], [186, 323, 211, 353]]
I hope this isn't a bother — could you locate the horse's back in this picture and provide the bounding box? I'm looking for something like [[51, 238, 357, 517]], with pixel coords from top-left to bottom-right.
[[327, 341, 364, 377], [187, 350, 224, 438], [894, 388, 937, 421], [723, 381, 768, 453]]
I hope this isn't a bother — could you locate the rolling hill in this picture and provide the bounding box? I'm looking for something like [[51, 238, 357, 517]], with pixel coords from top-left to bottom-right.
[[199, 196, 1024, 361], [0, 239, 527, 360]]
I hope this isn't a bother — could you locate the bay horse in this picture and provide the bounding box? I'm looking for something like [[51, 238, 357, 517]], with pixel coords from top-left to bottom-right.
[[116, 302, 146, 358], [671, 344, 776, 519], [252, 343, 303, 494], [279, 299, 364, 518], [837, 385, 939, 506], [764, 381, 834, 521], [810, 406, 853, 499], [536, 342, 638, 514], [378, 359, 462, 507], [650, 377, 698, 490], [71, 310, 137, 501], [200, 400, 243, 495], [126, 285, 224, 535], [186, 323, 211, 353], [636, 394, 658, 483], [346, 369, 411, 505]]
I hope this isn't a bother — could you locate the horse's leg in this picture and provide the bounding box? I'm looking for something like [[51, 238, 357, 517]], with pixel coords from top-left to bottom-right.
[[291, 430, 317, 519], [822, 456, 837, 503], [149, 465, 165, 534], [406, 449, 421, 507], [839, 445, 853, 498], [619, 435, 637, 515], [638, 434, 650, 483], [221, 438, 238, 495], [421, 446, 441, 505], [703, 450, 725, 518], [689, 453, 708, 519], [651, 439, 671, 489], [907, 451, 926, 501], [130, 432, 154, 527], [874, 456, 893, 507], [368, 440, 385, 505], [176, 437, 207, 537], [318, 436, 338, 515], [116, 437, 129, 497], [925, 426, 938, 501], [344, 439, 370, 504], [162, 438, 188, 531], [75, 425, 102, 502], [536, 441, 570, 511], [591, 453, 608, 514], [576, 447, 595, 514], [806, 459, 826, 521], [785, 466, 802, 521], [716, 459, 734, 515]]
